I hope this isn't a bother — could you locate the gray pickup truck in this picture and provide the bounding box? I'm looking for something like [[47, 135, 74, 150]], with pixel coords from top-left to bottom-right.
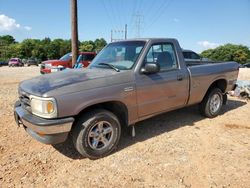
[[14, 38, 239, 159]]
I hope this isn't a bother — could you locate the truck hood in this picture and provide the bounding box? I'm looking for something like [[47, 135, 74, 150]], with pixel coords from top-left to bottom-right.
[[19, 68, 133, 97]]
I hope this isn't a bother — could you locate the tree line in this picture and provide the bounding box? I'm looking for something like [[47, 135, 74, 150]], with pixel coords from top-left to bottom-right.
[[0, 35, 107, 62], [1, 35, 249, 64], [201, 44, 250, 64]]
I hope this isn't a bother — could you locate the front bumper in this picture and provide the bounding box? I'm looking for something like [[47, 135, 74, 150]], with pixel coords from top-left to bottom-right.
[[40, 68, 51, 74], [14, 101, 74, 144]]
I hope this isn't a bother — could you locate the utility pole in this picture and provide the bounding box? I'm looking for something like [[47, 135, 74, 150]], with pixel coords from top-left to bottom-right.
[[111, 24, 128, 42], [111, 30, 113, 42], [134, 14, 143, 38], [71, 0, 78, 66], [125, 24, 127, 40]]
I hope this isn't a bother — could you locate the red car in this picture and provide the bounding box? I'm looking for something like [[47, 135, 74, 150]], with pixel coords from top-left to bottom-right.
[[40, 52, 96, 74]]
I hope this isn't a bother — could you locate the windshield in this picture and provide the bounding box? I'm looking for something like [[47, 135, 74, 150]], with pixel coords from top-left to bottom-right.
[[76, 54, 95, 63], [59, 53, 72, 61], [90, 41, 145, 70]]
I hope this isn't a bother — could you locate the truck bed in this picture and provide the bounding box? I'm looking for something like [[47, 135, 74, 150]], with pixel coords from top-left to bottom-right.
[[187, 61, 239, 105], [185, 61, 214, 66], [185, 60, 230, 67]]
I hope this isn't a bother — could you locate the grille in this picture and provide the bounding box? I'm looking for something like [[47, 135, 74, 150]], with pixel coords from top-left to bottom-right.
[[19, 91, 32, 113], [41, 64, 45, 69]]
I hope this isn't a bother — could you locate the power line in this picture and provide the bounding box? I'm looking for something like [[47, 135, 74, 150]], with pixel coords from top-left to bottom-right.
[[146, 0, 170, 28], [114, 0, 123, 27], [144, 0, 157, 16], [144, 0, 174, 32], [118, 0, 126, 26], [129, 0, 138, 28], [101, 0, 173, 40], [143, 0, 159, 25], [136, 0, 144, 16], [109, 0, 122, 28], [101, 0, 116, 30]]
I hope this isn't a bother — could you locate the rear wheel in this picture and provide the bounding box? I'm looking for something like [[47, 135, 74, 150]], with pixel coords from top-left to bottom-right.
[[199, 88, 223, 118], [72, 109, 121, 159]]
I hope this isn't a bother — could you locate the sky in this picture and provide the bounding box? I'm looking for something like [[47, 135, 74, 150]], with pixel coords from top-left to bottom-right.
[[0, 0, 249, 52]]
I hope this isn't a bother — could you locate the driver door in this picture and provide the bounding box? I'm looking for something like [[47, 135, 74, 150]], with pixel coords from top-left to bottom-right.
[[135, 43, 189, 118]]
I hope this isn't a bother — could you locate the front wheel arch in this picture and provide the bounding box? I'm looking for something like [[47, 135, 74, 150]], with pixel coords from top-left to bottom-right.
[[74, 101, 129, 128], [72, 109, 121, 159]]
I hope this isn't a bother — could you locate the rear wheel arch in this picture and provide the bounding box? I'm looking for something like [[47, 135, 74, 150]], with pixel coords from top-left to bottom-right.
[[201, 79, 227, 101], [208, 79, 227, 94]]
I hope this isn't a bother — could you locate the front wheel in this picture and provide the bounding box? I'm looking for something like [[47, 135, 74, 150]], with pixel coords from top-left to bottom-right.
[[72, 109, 121, 159], [199, 88, 223, 118]]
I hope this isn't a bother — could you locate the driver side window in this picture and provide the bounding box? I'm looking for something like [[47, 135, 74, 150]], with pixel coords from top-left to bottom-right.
[[145, 43, 178, 71]]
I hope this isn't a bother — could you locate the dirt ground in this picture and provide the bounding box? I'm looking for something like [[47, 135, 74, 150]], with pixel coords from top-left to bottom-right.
[[0, 66, 249, 188]]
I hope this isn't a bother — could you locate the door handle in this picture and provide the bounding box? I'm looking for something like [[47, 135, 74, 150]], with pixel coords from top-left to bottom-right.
[[177, 75, 183, 81]]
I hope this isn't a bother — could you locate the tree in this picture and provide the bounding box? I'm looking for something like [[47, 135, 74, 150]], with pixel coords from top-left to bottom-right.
[[0, 34, 106, 62], [59, 40, 71, 57], [80, 40, 95, 52], [5, 43, 22, 59], [71, 0, 79, 66], [0, 35, 16, 45], [79, 39, 107, 52], [20, 39, 36, 58], [0, 35, 16, 61], [32, 44, 46, 60], [94, 38, 107, 52], [201, 44, 250, 64]]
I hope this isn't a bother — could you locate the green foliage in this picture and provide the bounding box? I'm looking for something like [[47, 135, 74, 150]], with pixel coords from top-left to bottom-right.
[[201, 44, 250, 64], [80, 38, 107, 52], [94, 38, 107, 52], [80, 40, 95, 52], [0, 35, 107, 62], [0, 35, 16, 45], [6, 43, 22, 58]]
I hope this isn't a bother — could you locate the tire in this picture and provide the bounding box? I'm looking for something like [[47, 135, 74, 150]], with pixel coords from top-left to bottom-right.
[[199, 88, 223, 118], [72, 109, 121, 159]]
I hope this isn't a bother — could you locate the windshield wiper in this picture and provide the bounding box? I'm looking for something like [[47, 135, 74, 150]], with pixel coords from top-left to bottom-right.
[[98, 63, 120, 72]]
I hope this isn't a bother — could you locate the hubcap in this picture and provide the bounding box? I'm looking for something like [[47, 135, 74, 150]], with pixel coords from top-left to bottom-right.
[[87, 121, 113, 150], [210, 93, 221, 114]]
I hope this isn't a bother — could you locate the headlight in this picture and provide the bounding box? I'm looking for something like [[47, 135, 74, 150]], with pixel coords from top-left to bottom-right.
[[30, 95, 57, 118], [45, 63, 52, 68]]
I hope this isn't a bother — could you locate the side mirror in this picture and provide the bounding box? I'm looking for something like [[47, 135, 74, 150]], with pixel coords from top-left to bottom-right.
[[141, 63, 160, 74]]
